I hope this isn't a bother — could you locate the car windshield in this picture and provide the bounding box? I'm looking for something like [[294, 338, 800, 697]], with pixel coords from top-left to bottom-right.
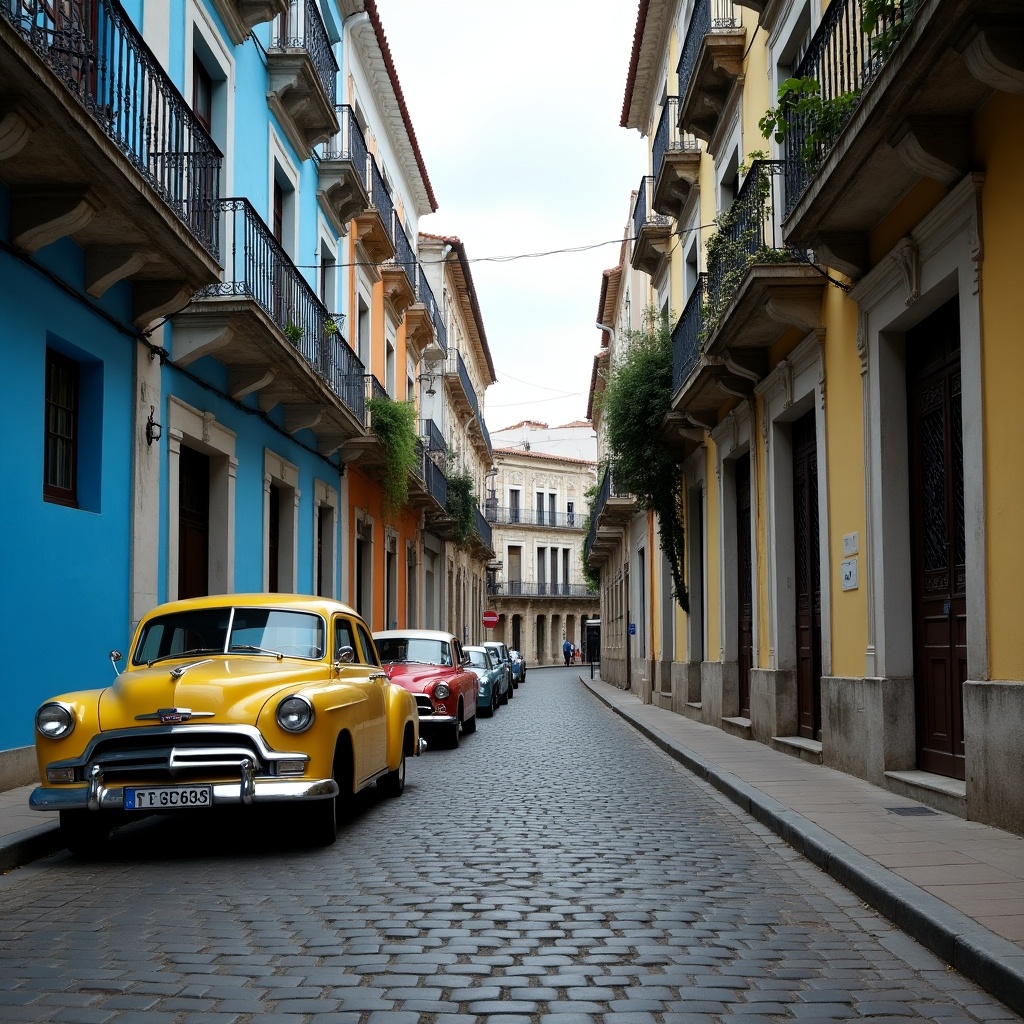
[[466, 649, 489, 668], [376, 637, 452, 666], [134, 607, 325, 665]]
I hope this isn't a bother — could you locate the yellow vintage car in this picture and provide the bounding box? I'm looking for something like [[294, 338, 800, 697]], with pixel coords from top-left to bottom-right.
[[29, 593, 422, 854]]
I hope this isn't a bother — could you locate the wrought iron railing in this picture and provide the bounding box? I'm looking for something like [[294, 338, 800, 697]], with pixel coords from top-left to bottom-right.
[[420, 418, 446, 453], [320, 104, 369, 178], [673, 276, 707, 392], [677, 0, 740, 102], [781, 0, 916, 213], [272, 0, 337, 104], [486, 506, 585, 529], [368, 374, 388, 406], [479, 417, 492, 457], [473, 506, 493, 550], [416, 265, 447, 355], [653, 97, 700, 181], [632, 176, 669, 250], [584, 461, 635, 563], [706, 160, 801, 317], [198, 198, 365, 419], [1, 0, 221, 259], [368, 160, 395, 246], [388, 214, 416, 292], [488, 582, 598, 599], [423, 455, 447, 507], [445, 349, 481, 424]]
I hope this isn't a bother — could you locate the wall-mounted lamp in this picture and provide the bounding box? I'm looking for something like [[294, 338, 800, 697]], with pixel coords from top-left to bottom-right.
[[145, 406, 162, 446], [417, 373, 437, 396]]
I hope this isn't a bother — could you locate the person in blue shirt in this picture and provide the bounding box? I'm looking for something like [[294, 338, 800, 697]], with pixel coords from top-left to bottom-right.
[[562, 639, 573, 666]]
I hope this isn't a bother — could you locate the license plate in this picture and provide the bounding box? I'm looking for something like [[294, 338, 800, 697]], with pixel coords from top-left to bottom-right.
[[124, 785, 212, 810]]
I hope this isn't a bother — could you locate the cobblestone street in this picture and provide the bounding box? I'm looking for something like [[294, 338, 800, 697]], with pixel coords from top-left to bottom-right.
[[0, 668, 1018, 1023]]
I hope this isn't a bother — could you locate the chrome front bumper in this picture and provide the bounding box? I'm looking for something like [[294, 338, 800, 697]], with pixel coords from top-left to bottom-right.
[[30, 760, 338, 812]]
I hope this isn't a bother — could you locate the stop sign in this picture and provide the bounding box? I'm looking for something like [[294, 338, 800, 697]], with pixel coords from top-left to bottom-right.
[[482, 610, 498, 629]]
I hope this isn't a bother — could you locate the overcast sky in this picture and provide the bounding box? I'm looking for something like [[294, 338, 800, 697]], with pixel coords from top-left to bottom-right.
[[372, 0, 646, 436]]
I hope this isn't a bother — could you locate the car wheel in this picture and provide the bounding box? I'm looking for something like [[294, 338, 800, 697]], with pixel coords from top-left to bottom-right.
[[480, 694, 494, 717], [378, 747, 406, 797], [446, 716, 460, 749], [462, 710, 477, 735], [60, 810, 111, 859], [304, 794, 337, 846], [499, 685, 509, 706]]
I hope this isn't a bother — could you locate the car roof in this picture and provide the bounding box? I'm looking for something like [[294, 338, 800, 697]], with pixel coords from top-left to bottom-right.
[[373, 629, 457, 641], [140, 593, 361, 621]]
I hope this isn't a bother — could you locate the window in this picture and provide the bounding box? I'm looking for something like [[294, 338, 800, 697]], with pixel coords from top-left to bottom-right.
[[44, 350, 78, 507], [567, 500, 575, 526], [193, 59, 213, 132], [509, 488, 520, 523]]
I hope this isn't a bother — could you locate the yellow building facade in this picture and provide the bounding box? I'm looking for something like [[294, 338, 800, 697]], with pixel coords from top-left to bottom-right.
[[589, 0, 1024, 835]]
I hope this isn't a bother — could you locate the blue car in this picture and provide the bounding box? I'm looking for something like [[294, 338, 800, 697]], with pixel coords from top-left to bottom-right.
[[509, 649, 526, 684], [464, 646, 509, 715]]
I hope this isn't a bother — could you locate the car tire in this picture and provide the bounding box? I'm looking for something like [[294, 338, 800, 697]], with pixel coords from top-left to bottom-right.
[[304, 794, 337, 846], [480, 695, 494, 717], [378, 747, 406, 797], [463, 711, 477, 735], [60, 810, 111, 859], [446, 717, 460, 749]]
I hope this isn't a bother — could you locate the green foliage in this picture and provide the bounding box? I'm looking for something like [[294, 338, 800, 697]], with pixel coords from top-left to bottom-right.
[[603, 310, 689, 612], [284, 321, 303, 344], [445, 468, 476, 548], [759, 77, 861, 171], [580, 483, 601, 592], [367, 397, 419, 522], [861, 0, 916, 60]]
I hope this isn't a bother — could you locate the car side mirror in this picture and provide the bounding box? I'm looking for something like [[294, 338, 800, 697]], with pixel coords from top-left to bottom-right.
[[109, 649, 123, 677], [335, 645, 355, 665]]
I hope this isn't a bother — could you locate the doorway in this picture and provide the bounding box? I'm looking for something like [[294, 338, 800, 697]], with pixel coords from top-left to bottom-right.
[[178, 446, 209, 599], [735, 454, 752, 718]]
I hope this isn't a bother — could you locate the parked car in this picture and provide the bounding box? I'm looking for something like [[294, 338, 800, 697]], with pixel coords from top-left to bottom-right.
[[484, 640, 515, 691], [29, 594, 422, 856], [509, 649, 527, 684], [464, 645, 509, 715], [373, 629, 478, 748]]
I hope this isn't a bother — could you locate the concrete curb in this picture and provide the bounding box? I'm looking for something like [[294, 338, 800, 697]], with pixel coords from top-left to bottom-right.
[[0, 822, 63, 875], [583, 677, 1024, 1018]]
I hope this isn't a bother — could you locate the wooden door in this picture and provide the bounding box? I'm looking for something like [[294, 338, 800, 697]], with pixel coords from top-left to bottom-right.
[[907, 298, 966, 779], [268, 483, 280, 592], [792, 411, 822, 739], [178, 446, 209, 599], [736, 455, 752, 718]]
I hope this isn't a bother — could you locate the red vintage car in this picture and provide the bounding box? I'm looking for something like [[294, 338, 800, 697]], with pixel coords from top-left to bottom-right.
[[372, 630, 478, 749]]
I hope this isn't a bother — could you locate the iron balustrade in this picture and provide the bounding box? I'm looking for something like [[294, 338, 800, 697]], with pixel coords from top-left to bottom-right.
[[487, 582, 598, 599], [423, 456, 447, 507], [653, 97, 700, 180], [320, 104, 369, 178], [473, 506, 492, 549], [673, 275, 707, 392], [479, 417, 492, 457], [368, 374, 388, 405], [368, 160, 395, 246], [487, 506, 586, 529], [272, 0, 337, 104], [631, 175, 669, 257], [446, 349, 481, 425], [416, 265, 447, 356], [388, 213, 416, 291], [584, 462, 612, 562], [706, 160, 801, 315], [677, 0, 739, 102], [782, 0, 915, 214], [2, 0, 221, 259], [420, 418, 446, 453], [198, 198, 365, 419]]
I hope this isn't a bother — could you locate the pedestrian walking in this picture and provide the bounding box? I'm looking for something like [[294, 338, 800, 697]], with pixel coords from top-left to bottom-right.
[[562, 639, 572, 666]]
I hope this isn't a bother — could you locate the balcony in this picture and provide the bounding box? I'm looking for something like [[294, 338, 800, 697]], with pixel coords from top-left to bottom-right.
[[652, 98, 702, 219], [353, 158, 395, 264], [266, 0, 338, 160], [703, 161, 824, 375], [486, 506, 584, 529], [584, 463, 639, 569], [0, 0, 222, 325], [211, 0, 288, 45], [487, 582, 598, 600], [630, 175, 672, 276], [317, 104, 370, 235], [405, 263, 446, 361], [444, 349, 489, 456], [676, 0, 745, 152], [173, 197, 366, 451], [778, 0, 1023, 278], [469, 506, 495, 560], [420, 418, 446, 455], [382, 213, 416, 318]]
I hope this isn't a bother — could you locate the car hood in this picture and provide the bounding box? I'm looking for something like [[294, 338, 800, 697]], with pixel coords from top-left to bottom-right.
[[97, 658, 328, 731], [384, 663, 463, 694]]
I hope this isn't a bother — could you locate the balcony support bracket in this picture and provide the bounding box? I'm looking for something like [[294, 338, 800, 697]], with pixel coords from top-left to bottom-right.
[[0, 109, 38, 162], [133, 280, 193, 331], [890, 118, 971, 188], [284, 404, 325, 434], [11, 187, 98, 254], [85, 246, 156, 299], [957, 19, 1024, 96], [229, 365, 276, 400], [811, 233, 868, 281]]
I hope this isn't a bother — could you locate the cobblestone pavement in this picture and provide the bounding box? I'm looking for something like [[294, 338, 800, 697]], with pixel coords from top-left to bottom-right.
[[0, 668, 1019, 1023]]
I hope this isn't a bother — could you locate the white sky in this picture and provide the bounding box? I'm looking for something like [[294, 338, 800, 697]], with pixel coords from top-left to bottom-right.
[[372, 0, 646, 435]]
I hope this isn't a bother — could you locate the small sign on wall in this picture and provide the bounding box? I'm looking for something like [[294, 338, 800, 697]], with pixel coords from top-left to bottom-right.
[[841, 558, 858, 591]]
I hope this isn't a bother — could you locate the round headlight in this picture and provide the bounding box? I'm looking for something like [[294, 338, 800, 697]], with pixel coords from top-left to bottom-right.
[[276, 695, 314, 733], [36, 702, 75, 740], [434, 682, 450, 699]]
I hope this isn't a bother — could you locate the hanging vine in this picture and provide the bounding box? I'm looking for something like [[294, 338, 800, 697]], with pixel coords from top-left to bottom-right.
[[366, 397, 419, 522], [445, 467, 476, 548], [580, 483, 601, 592], [601, 309, 689, 612]]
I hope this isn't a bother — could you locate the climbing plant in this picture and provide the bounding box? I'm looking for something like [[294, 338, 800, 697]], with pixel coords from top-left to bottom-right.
[[580, 483, 601, 593], [602, 309, 689, 612], [445, 468, 476, 548], [366, 397, 419, 522]]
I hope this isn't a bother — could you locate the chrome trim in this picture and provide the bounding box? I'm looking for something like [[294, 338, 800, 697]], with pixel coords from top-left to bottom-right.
[[170, 658, 214, 681], [30, 776, 339, 812], [240, 757, 255, 805], [416, 712, 457, 725], [86, 764, 104, 811], [418, 738, 428, 754]]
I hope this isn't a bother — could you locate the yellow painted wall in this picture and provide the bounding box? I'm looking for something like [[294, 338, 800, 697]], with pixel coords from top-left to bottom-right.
[[705, 438, 721, 660], [974, 93, 1024, 681], [821, 287, 867, 677]]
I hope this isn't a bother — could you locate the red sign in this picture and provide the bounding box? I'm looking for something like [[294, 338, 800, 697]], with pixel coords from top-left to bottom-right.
[[482, 610, 498, 629]]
